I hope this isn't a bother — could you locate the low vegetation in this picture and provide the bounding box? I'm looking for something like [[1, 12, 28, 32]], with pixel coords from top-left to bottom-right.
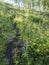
[[0, 1, 49, 65]]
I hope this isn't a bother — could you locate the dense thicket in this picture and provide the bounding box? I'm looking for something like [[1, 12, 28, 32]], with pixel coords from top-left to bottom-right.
[[0, 1, 49, 65]]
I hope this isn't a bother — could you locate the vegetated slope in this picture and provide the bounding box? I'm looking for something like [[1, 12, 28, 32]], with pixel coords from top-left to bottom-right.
[[0, 2, 49, 65]]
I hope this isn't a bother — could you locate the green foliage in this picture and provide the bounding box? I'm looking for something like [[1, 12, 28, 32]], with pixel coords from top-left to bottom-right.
[[0, 3, 16, 65], [0, 2, 49, 65], [14, 12, 49, 65]]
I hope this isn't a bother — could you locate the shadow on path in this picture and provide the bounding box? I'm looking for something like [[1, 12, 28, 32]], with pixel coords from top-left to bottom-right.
[[5, 41, 17, 65]]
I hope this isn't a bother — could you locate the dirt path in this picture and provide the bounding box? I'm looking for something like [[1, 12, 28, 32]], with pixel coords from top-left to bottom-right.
[[5, 41, 16, 65], [5, 38, 25, 65], [5, 22, 25, 65]]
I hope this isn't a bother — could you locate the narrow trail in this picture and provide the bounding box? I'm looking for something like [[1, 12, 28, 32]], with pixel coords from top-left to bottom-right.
[[5, 22, 20, 65], [5, 22, 25, 65], [5, 41, 16, 65]]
